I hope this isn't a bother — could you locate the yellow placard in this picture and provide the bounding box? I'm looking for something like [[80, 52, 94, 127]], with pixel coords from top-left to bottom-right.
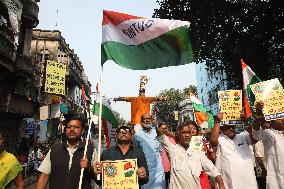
[[44, 60, 66, 95], [102, 159, 138, 189], [250, 78, 283, 101], [250, 78, 284, 121], [218, 90, 242, 125]]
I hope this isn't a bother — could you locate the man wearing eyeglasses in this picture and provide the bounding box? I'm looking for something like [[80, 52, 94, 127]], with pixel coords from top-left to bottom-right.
[[94, 125, 149, 187]]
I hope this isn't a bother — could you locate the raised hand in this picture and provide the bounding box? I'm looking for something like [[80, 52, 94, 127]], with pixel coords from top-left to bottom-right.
[[255, 101, 264, 117], [215, 112, 223, 123]]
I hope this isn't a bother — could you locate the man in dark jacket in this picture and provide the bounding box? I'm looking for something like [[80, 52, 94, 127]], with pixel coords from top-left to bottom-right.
[[94, 125, 149, 187], [36, 116, 95, 189]]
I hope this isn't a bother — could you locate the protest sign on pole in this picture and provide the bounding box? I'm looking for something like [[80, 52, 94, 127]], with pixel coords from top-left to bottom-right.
[[102, 159, 138, 189], [250, 78, 284, 121], [45, 60, 66, 95], [218, 90, 242, 125]]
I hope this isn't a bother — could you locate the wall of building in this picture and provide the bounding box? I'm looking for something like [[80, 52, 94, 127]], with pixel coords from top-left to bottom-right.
[[195, 61, 228, 115], [0, 0, 40, 156], [31, 29, 92, 144]]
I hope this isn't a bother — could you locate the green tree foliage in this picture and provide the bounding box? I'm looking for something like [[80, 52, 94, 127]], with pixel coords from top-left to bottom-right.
[[183, 85, 197, 96], [152, 85, 197, 130], [153, 0, 284, 88]]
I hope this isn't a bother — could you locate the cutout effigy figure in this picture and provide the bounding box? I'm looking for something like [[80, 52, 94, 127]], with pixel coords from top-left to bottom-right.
[[114, 76, 165, 125]]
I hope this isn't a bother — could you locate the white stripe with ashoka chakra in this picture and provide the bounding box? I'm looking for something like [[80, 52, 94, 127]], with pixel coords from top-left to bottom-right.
[[102, 18, 190, 45], [242, 66, 255, 90]]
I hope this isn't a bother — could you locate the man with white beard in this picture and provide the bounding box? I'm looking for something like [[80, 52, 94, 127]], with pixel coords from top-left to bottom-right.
[[134, 112, 165, 189]]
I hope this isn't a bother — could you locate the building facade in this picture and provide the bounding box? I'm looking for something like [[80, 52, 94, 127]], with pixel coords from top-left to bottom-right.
[[31, 29, 92, 143], [195, 61, 228, 115], [0, 0, 40, 154]]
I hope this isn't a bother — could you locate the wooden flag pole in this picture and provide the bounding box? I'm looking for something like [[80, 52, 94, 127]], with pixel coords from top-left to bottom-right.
[[78, 110, 91, 189], [97, 66, 104, 181], [78, 86, 93, 189], [78, 66, 104, 189]]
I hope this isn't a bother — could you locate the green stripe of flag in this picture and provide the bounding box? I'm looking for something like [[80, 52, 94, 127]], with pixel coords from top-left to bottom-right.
[[247, 76, 262, 108], [93, 103, 119, 127], [102, 26, 194, 70]]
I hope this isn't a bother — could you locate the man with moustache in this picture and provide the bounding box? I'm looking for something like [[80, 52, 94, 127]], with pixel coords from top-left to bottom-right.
[[157, 122, 225, 189], [36, 116, 95, 189], [134, 113, 165, 189], [210, 112, 258, 189], [93, 125, 149, 187]]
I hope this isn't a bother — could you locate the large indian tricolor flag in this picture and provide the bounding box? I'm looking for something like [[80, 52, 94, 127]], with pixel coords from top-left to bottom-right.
[[241, 59, 261, 118], [102, 10, 194, 70], [92, 94, 119, 148]]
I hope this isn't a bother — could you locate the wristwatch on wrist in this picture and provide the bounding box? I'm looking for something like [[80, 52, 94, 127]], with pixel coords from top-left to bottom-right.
[[255, 115, 264, 119]]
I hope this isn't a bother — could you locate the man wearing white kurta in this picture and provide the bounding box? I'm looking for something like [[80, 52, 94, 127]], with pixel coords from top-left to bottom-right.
[[211, 112, 258, 189], [252, 101, 284, 189], [157, 122, 226, 189]]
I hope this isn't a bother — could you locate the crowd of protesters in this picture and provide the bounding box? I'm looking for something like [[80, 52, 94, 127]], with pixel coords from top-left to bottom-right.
[[1, 100, 284, 189]]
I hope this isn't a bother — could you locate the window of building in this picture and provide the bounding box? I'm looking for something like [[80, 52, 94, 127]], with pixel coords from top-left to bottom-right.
[[38, 50, 50, 62]]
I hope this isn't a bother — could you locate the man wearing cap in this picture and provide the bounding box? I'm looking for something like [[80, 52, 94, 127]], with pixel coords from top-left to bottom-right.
[[94, 125, 149, 187], [210, 112, 258, 189]]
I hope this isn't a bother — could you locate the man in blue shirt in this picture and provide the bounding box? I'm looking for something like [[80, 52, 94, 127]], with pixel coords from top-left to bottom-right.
[[134, 113, 165, 189]]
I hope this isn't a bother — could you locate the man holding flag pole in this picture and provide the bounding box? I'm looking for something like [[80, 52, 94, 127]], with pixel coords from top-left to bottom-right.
[[92, 8, 194, 188], [36, 83, 97, 189], [36, 115, 96, 189]]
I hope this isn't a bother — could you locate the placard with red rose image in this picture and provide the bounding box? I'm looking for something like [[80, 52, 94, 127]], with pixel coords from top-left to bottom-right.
[[102, 159, 138, 189], [218, 90, 242, 125]]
